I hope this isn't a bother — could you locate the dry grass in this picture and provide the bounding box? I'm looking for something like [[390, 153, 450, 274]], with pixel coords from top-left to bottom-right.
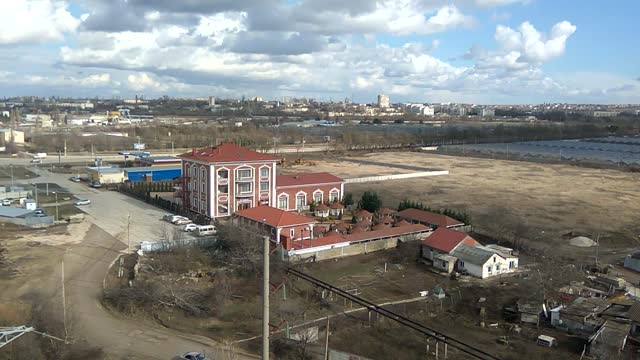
[[290, 151, 640, 255]]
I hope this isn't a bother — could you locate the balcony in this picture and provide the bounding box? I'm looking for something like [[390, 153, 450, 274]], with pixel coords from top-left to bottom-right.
[[217, 177, 229, 185]]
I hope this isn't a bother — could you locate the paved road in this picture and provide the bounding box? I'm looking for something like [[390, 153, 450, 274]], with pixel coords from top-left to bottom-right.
[[6, 167, 256, 359], [0, 144, 329, 166]]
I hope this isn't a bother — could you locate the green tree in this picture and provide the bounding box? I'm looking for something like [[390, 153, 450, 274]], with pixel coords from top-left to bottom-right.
[[358, 191, 381, 213], [343, 193, 354, 207]]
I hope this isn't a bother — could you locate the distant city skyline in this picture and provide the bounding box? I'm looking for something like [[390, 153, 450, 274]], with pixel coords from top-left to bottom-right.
[[0, 1, 638, 104]]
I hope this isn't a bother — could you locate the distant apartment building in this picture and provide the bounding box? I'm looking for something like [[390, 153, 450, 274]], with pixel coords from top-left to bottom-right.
[[592, 111, 619, 118], [377, 94, 390, 108], [0, 129, 25, 144], [404, 103, 435, 116], [208, 96, 216, 107], [480, 108, 495, 117]]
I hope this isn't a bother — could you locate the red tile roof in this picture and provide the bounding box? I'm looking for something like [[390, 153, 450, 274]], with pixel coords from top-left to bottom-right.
[[329, 202, 344, 209], [372, 223, 388, 230], [345, 224, 430, 243], [316, 203, 330, 211], [178, 143, 277, 163], [235, 205, 316, 228], [421, 227, 479, 253], [395, 220, 411, 227], [357, 209, 373, 218], [396, 208, 464, 228], [381, 215, 395, 224], [276, 172, 345, 187], [379, 208, 396, 216], [350, 226, 366, 234], [335, 222, 350, 231], [290, 233, 347, 250]]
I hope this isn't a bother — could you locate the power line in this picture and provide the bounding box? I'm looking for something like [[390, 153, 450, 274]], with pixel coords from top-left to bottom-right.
[[288, 268, 500, 360]]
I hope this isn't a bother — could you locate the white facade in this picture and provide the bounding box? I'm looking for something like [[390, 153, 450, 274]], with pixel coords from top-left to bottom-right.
[[377, 94, 390, 108], [457, 252, 518, 279], [0, 129, 25, 144]]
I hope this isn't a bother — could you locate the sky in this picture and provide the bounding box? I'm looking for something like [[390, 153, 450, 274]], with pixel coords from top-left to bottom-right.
[[0, 0, 638, 104]]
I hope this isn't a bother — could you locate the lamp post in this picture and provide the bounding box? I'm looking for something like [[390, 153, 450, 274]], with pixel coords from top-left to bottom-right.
[[261, 218, 270, 360], [51, 192, 58, 221]]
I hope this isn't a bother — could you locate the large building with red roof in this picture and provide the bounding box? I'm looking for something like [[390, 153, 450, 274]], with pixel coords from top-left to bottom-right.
[[178, 143, 345, 218], [275, 172, 344, 211]]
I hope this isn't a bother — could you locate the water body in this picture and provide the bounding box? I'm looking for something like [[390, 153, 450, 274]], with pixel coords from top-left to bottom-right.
[[443, 137, 640, 164]]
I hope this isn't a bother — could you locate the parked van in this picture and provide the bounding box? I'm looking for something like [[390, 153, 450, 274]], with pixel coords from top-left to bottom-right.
[[536, 335, 557, 347], [196, 225, 216, 236]]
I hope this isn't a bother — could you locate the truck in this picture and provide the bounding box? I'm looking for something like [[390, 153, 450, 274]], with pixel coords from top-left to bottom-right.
[[32, 152, 47, 159]]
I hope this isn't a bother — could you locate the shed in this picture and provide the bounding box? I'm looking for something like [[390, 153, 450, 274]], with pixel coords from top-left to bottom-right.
[[624, 253, 640, 273], [433, 254, 457, 274], [87, 166, 125, 184]]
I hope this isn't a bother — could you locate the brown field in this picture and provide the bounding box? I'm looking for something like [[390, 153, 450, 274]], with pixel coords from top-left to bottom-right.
[[288, 151, 640, 256]]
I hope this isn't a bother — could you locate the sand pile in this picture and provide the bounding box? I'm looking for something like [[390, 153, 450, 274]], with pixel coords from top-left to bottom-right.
[[570, 236, 596, 247]]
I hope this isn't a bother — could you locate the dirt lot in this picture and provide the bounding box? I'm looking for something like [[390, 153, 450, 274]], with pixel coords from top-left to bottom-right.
[[0, 165, 37, 180], [288, 151, 640, 255]]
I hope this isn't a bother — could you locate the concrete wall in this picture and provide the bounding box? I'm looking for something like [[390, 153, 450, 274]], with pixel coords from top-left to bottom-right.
[[345, 170, 449, 184], [289, 236, 404, 262], [0, 215, 54, 227]]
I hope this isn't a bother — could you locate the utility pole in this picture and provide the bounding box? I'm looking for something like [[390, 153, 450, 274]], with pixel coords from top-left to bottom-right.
[[127, 213, 131, 254], [61, 256, 67, 338], [262, 219, 270, 360], [324, 316, 330, 360]]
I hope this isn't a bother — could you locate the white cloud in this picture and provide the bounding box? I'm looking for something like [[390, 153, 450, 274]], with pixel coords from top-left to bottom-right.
[[475, 0, 528, 7], [127, 72, 169, 92], [495, 21, 576, 63], [0, 0, 80, 45]]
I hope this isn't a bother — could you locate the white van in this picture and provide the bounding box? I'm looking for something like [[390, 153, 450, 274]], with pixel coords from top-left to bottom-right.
[[195, 225, 216, 236]]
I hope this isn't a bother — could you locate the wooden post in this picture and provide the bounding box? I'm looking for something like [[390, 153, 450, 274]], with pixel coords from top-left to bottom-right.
[[435, 341, 439, 359], [444, 343, 448, 359]]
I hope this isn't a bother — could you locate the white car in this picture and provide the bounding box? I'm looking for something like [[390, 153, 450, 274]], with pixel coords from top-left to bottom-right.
[[174, 218, 193, 225], [183, 224, 200, 232], [164, 214, 185, 223], [1, 199, 12, 206], [75, 199, 91, 206]]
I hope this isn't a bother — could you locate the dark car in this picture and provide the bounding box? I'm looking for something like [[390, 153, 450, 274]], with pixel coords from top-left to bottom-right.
[[90, 180, 102, 188]]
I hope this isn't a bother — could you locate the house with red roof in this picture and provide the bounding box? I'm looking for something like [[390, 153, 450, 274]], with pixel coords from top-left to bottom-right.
[[396, 208, 465, 230], [233, 205, 317, 250], [178, 144, 345, 219], [421, 227, 519, 278], [421, 227, 480, 262], [275, 172, 345, 212]]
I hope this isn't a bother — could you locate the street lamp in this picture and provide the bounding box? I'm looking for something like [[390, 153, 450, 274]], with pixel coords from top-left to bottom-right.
[[51, 192, 58, 221]]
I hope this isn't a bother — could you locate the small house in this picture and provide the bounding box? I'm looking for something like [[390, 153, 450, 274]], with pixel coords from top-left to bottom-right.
[[421, 227, 478, 262], [314, 203, 330, 218], [329, 202, 344, 216], [624, 253, 640, 273], [451, 244, 519, 279]]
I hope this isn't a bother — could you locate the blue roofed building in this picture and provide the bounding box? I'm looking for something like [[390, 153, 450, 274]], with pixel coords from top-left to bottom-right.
[[124, 166, 182, 183]]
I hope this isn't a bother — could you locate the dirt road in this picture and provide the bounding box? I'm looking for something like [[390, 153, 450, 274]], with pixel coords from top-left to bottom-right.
[[1, 167, 257, 359]]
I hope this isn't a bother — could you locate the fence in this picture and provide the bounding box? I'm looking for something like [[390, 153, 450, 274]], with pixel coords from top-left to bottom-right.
[[0, 215, 55, 227], [288, 233, 426, 262], [345, 170, 449, 184]]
